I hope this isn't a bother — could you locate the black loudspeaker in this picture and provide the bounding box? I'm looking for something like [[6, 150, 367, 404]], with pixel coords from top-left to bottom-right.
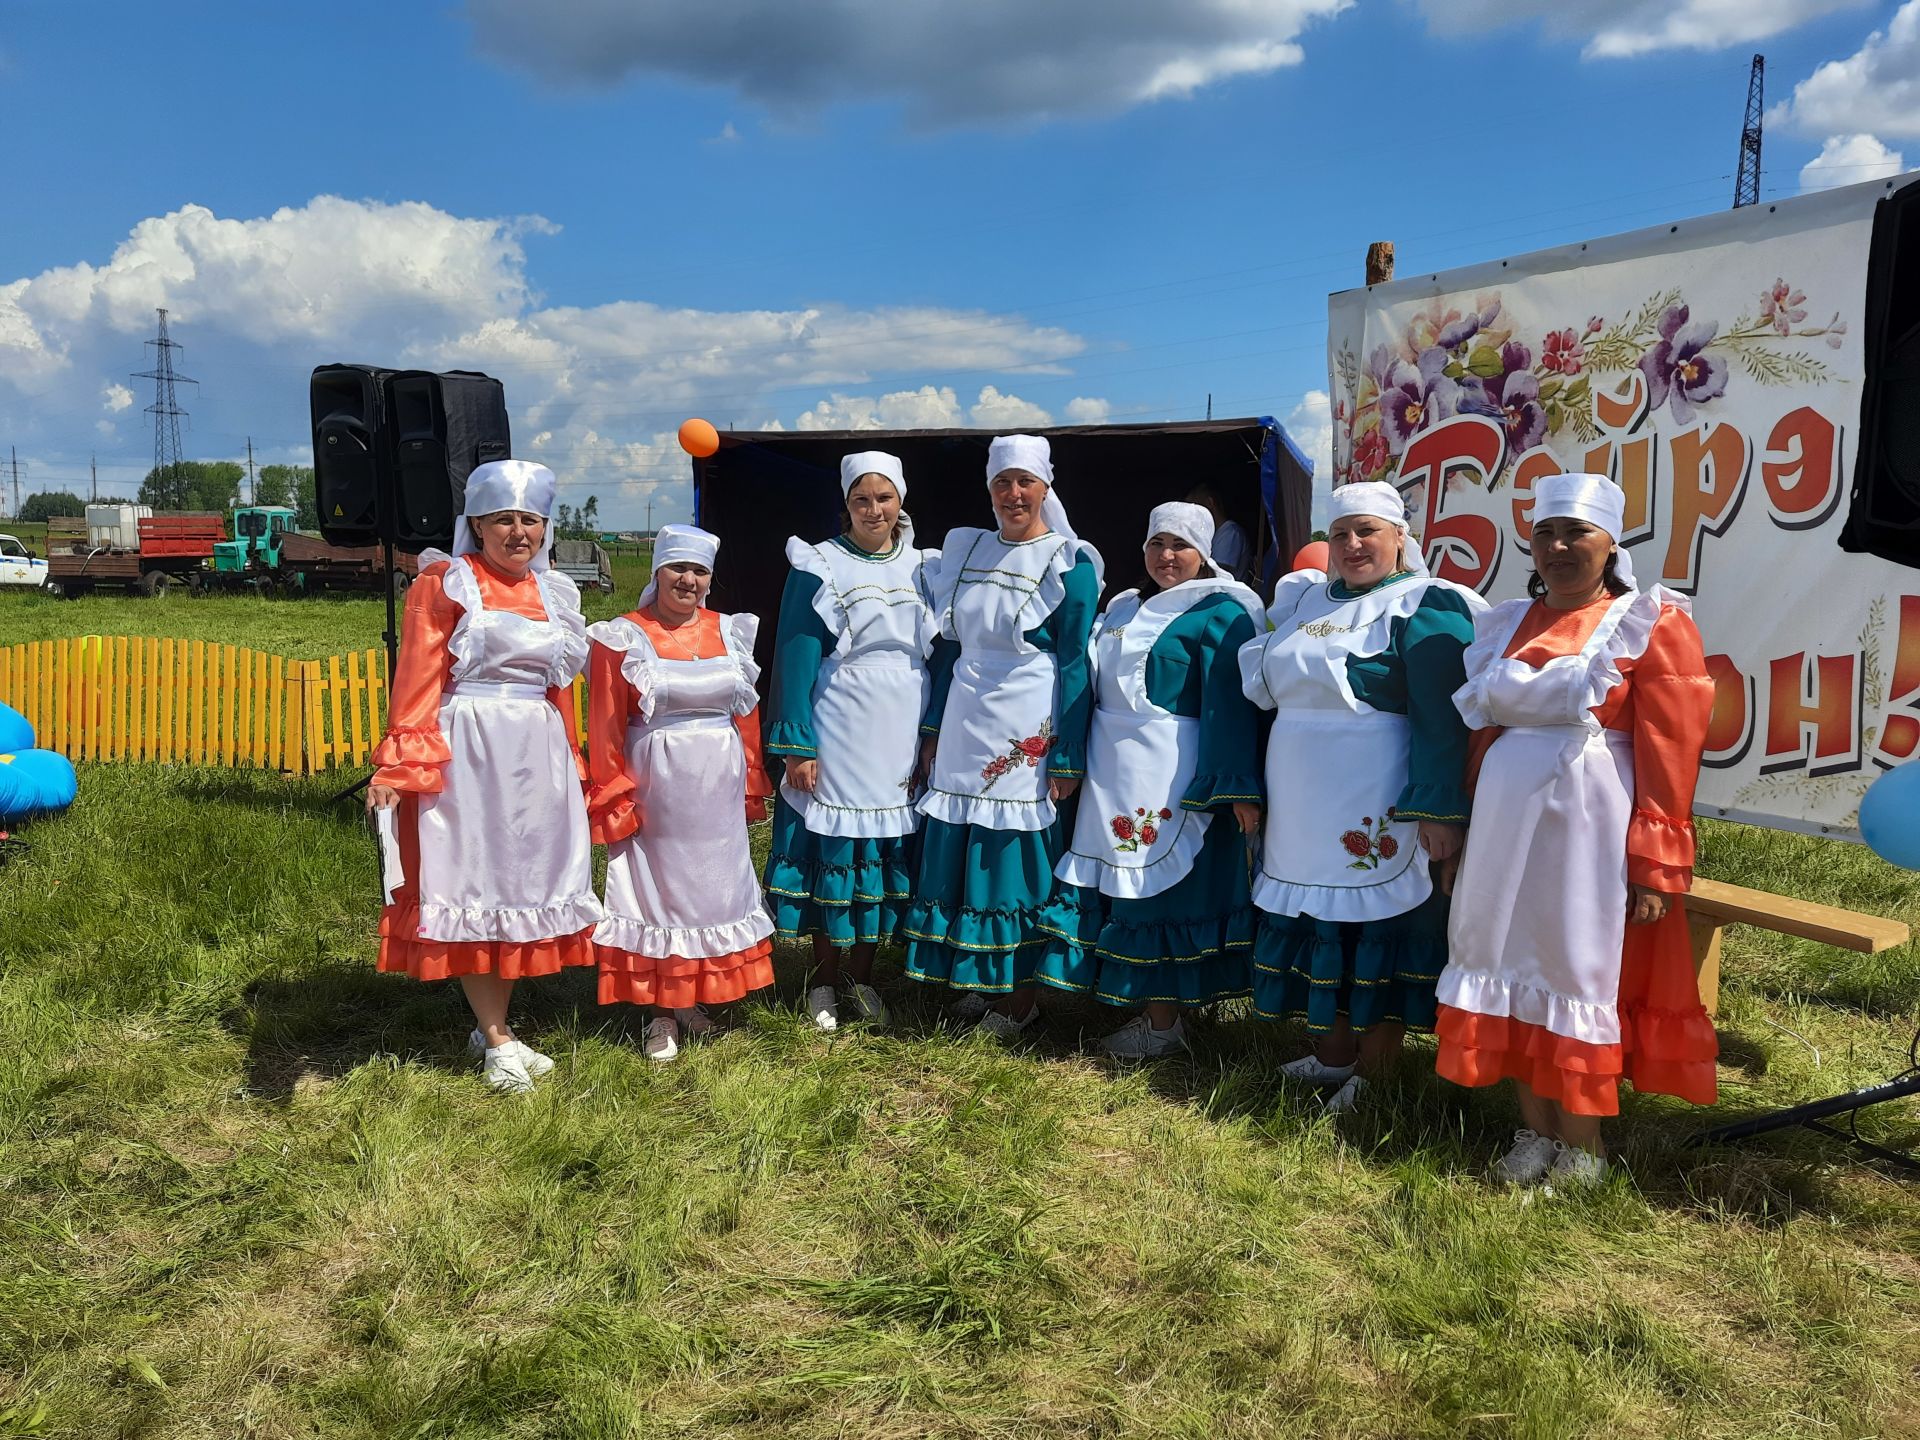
[[311, 365, 395, 546], [1842, 179, 1920, 567], [388, 370, 512, 551], [309, 366, 512, 554]]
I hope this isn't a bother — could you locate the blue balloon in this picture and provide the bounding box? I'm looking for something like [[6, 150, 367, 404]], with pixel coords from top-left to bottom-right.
[[1860, 762, 1920, 870], [0, 703, 31, 753], [0, 748, 76, 822]]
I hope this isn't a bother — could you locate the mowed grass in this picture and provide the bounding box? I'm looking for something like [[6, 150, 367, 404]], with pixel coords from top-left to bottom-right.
[[0, 549, 653, 657], [0, 777, 1917, 1438]]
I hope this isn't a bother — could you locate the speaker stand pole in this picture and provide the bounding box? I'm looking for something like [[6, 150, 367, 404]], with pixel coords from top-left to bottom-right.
[[1688, 1048, 1920, 1174], [331, 537, 403, 806]]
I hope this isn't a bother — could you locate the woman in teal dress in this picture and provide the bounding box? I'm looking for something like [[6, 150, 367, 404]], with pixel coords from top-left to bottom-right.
[[763, 451, 936, 1031], [1238, 481, 1481, 1112], [904, 434, 1102, 1039], [1035, 502, 1265, 1057]]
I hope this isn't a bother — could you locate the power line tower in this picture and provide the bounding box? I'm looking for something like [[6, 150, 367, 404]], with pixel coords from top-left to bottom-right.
[[1734, 54, 1764, 208], [132, 307, 197, 509]]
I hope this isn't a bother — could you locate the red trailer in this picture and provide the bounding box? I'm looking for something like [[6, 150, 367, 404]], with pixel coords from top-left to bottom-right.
[[45, 513, 225, 598]]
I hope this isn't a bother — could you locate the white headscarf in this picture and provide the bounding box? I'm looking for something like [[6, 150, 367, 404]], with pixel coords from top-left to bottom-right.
[[453, 459, 559, 573], [1143, 501, 1216, 562], [840, 449, 913, 544], [1532, 472, 1636, 587], [1328, 479, 1429, 576], [840, 450, 906, 500], [985, 433, 1104, 587], [640, 522, 720, 610]]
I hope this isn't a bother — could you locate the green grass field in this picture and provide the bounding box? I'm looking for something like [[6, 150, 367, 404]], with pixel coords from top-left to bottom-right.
[[1, 593, 1917, 1439]]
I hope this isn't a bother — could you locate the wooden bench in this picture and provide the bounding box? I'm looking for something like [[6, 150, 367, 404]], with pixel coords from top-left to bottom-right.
[[1686, 878, 1911, 1016]]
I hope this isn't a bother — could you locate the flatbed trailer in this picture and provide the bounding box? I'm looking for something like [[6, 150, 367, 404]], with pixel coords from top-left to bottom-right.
[[46, 513, 225, 598]]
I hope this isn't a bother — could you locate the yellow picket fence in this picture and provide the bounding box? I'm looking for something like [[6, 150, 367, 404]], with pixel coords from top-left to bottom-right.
[[0, 637, 593, 776]]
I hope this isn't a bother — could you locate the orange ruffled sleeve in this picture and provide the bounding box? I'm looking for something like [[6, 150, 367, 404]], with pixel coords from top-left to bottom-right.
[[736, 705, 773, 824], [587, 637, 640, 845], [371, 563, 458, 792], [1617, 606, 1714, 893]]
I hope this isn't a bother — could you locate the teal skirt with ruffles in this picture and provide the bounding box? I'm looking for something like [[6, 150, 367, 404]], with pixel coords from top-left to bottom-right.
[[764, 793, 914, 947], [1034, 813, 1254, 1006], [1250, 885, 1451, 1033], [901, 805, 1073, 993]]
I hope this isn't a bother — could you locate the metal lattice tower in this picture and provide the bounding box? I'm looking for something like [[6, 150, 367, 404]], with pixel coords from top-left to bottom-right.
[[132, 307, 197, 508], [1735, 54, 1764, 208]]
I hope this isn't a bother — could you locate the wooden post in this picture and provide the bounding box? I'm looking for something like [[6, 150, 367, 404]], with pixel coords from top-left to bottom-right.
[[1688, 910, 1723, 1018], [1366, 240, 1395, 286]]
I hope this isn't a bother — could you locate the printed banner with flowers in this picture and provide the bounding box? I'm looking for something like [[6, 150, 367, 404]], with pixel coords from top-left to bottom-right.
[[1323, 178, 1920, 841]]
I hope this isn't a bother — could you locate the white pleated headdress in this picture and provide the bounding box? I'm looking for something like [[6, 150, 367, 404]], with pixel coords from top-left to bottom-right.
[[640, 523, 720, 610], [454, 459, 559, 572], [840, 450, 906, 500], [985, 433, 1104, 587], [1532, 472, 1635, 586], [1143, 501, 1215, 561], [1327, 479, 1429, 576]]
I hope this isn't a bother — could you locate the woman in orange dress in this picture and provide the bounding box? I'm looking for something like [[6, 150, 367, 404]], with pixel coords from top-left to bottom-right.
[[1435, 472, 1718, 1186], [586, 524, 776, 1062], [368, 460, 602, 1093]]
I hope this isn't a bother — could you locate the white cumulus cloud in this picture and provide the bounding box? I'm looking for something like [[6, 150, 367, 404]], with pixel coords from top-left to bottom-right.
[[1285, 389, 1334, 529], [1063, 396, 1112, 424], [1772, 1, 1920, 140], [462, 0, 1353, 126], [1800, 133, 1907, 190], [0, 196, 1099, 528], [1413, 0, 1863, 58]]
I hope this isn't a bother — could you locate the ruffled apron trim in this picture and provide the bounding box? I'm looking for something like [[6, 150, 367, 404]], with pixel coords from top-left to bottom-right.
[[596, 937, 774, 1008]]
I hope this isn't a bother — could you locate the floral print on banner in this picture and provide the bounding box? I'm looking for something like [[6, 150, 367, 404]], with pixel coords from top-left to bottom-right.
[[1331, 279, 1848, 501], [1339, 810, 1401, 871], [1111, 805, 1174, 854], [980, 717, 1055, 792]]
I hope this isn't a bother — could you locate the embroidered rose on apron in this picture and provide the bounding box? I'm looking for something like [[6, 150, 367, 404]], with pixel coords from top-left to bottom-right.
[[981, 717, 1055, 791], [1111, 805, 1174, 853], [1339, 811, 1402, 869]]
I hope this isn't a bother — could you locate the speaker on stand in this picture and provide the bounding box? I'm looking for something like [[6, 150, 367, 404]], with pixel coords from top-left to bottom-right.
[[1841, 178, 1920, 566]]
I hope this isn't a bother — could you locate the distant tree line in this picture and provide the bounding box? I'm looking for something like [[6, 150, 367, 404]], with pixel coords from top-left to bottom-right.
[[136, 462, 317, 528]]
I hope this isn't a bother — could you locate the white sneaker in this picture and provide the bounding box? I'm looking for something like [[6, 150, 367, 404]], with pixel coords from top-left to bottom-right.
[[1491, 1129, 1561, 1186], [643, 1016, 680, 1063], [846, 983, 889, 1027], [1280, 1053, 1357, 1086], [1546, 1146, 1609, 1190], [950, 992, 992, 1023], [672, 1006, 715, 1040], [1102, 1014, 1186, 1059], [976, 1005, 1039, 1041], [1323, 1074, 1368, 1114], [480, 1045, 535, 1094], [468, 1030, 555, 1078], [807, 985, 840, 1032]]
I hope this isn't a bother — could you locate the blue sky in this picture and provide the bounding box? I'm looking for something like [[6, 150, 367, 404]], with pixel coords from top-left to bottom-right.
[[2, 0, 1914, 527]]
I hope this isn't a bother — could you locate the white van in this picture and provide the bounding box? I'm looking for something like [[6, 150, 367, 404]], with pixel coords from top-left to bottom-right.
[[0, 534, 49, 588]]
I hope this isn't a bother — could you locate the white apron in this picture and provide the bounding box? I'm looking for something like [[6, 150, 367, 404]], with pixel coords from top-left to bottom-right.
[[1439, 589, 1671, 1046], [589, 613, 775, 962], [1240, 573, 1447, 923], [413, 556, 603, 944], [778, 536, 936, 839], [919, 529, 1083, 834], [1056, 581, 1263, 900]]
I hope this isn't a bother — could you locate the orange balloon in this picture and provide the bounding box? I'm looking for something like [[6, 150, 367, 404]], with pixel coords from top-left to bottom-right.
[[1291, 540, 1330, 572], [678, 418, 720, 458]]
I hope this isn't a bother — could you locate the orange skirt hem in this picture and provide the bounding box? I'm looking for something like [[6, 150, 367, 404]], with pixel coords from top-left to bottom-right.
[[596, 937, 775, 1008], [378, 918, 598, 981]]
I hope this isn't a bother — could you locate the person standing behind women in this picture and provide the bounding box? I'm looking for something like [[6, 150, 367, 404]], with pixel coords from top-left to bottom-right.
[[1436, 473, 1717, 1187], [906, 435, 1102, 1037], [1239, 482, 1481, 1113], [368, 460, 602, 1094], [1036, 502, 1264, 1056], [586, 525, 776, 1063], [764, 451, 937, 1030]]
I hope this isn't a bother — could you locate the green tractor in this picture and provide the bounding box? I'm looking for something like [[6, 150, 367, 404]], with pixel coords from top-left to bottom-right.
[[212, 506, 298, 589]]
